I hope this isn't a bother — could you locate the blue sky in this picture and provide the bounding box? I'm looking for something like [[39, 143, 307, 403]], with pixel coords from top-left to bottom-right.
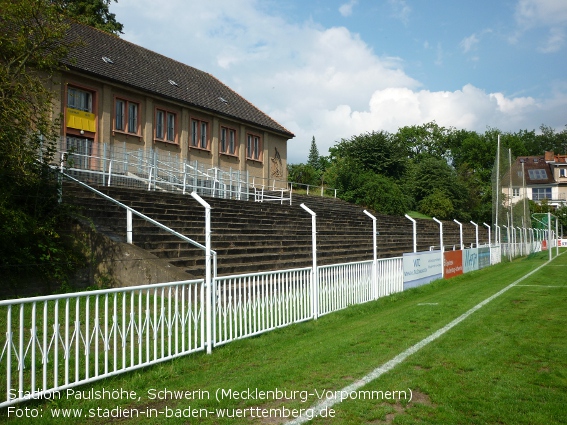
[[110, 0, 567, 163]]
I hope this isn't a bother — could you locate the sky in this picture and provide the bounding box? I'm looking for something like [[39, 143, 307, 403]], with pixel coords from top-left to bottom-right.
[[109, 0, 567, 164]]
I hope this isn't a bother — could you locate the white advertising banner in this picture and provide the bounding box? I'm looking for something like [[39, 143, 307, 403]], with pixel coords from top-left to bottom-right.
[[403, 251, 443, 290]]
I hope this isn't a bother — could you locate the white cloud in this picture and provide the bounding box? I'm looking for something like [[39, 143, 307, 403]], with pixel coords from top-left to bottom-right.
[[388, 0, 412, 24], [339, 0, 358, 17], [539, 27, 566, 52], [513, 0, 567, 51], [460, 34, 479, 53], [515, 0, 567, 27], [286, 85, 567, 162], [110, 0, 567, 163]]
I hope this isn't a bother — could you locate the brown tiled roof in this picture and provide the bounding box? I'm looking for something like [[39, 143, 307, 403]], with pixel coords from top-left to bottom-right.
[[62, 23, 294, 138], [508, 156, 555, 186]]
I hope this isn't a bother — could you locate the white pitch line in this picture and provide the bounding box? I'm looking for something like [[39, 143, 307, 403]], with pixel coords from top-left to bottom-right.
[[515, 285, 566, 288], [286, 256, 559, 425]]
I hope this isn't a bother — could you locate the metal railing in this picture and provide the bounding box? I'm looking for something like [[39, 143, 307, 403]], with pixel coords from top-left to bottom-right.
[[0, 279, 205, 407], [58, 138, 292, 204], [60, 171, 218, 276]]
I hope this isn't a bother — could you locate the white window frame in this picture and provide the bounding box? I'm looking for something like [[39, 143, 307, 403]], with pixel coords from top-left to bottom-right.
[[532, 187, 552, 201]]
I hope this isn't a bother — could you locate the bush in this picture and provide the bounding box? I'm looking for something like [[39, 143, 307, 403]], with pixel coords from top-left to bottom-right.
[[418, 190, 454, 220]]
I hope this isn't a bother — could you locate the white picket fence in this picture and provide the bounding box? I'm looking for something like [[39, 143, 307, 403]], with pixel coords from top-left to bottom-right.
[[0, 258, 403, 407]]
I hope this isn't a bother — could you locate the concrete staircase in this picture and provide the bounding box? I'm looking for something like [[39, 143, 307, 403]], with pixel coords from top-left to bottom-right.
[[63, 184, 481, 279]]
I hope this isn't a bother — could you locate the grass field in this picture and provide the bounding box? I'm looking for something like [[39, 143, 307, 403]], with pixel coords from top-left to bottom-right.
[[1, 250, 566, 424]]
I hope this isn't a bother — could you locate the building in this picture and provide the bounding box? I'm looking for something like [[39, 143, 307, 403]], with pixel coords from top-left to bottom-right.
[[504, 151, 567, 208], [49, 22, 294, 189]]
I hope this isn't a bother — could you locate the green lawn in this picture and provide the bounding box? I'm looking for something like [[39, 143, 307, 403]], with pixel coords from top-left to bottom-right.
[[405, 211, 432, 220], [2, 250, 565, 424]]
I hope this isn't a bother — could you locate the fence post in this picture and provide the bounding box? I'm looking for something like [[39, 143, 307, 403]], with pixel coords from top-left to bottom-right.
[[556, 216, 559, 257], [483, 222, 491, 247], [126, 209, 133, 244], [191, 192, 213, 354], [432, 217, 444, 278], [548, 212, 552, 261], [363, 210, 378, 299], [404, 214, 417, 253], [453, 219, 463, 250], [470, 221, 479, 248], [300, 204, 318, 320], [107, 160, 112, 187]]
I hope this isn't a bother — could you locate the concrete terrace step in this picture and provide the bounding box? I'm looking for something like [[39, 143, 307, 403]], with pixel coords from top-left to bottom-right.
[[63, 182, 482, 280]]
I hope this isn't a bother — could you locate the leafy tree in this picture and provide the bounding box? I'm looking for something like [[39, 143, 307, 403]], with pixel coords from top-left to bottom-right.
[[396, 122, 452, 163], [0, 0, 85, 294], [59, 0, 123, 34], [307, 136, 320, 170], [418, 190, 454, 220], [535, 125, 567, 155], [287, 163, 321, 187], [554, 204, 567, 231], [329, 130, 408, 179], [324, 157, 409, 215], [410, 158, 464, 204]]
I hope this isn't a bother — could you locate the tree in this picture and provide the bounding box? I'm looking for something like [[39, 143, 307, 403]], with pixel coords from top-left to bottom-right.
[[307, 136, 320, 170], [287, 163, 321, 187], [59, 0, 123, 34], [418, 190, 454, 220], [324, 157, 409, 215], [329, 130, 408, 179], [396, 122, 452, 163], [0, 0, 85, 294]]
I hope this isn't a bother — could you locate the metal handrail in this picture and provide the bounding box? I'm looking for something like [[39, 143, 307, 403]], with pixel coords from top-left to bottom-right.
[[60, 170, 218, 276]]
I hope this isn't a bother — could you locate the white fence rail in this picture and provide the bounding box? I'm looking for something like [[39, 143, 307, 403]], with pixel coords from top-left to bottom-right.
[[0, 236, 545, 409], [1, 259, 405, 408], [59, 138, 292, 204], [214, 268, 313, 346], [0, 280, 205, 407], [318, 261, 374, 316]]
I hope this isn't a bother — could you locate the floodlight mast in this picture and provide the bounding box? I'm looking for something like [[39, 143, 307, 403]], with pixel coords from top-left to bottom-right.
[[495, 135, 500, 245]]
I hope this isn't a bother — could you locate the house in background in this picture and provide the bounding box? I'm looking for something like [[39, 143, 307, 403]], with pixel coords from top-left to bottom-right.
[[504, 152, 567, 208], [48, 22, 294, 188]]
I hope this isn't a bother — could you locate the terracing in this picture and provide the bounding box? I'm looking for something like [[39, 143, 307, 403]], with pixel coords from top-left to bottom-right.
[[63, 183, 481, 279]]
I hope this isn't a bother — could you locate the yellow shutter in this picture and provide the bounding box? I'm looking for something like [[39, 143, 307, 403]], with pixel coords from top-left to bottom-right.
[[66, 108, 96, 132]]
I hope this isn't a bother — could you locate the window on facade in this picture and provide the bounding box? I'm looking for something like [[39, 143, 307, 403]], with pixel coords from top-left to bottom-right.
[[190, 119, 209, 150], [67, 87, 92, 112], [155, 108, 176, 143], [512, 188, 520, 197], [532, 187, 552, 201], [247, 134, 261, 161], [220, 127, 237, 155], [528, 169, 547, 180], [128, 102, 138, 133], [560, 168, 566, 178], [114, 98, 139, 134]]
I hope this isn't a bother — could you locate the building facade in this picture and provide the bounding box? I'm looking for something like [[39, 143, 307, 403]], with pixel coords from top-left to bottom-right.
[[505, 152, 567, 208], [49, 22, 294, 187]]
